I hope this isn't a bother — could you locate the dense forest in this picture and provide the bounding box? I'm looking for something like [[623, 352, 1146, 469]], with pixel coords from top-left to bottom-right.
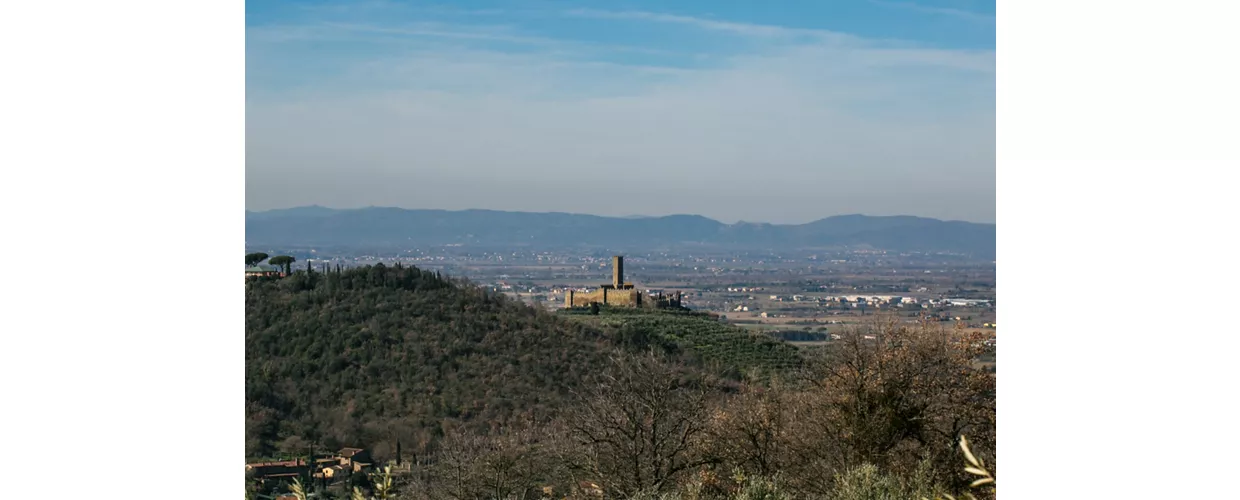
[[246, 264, 996, 499], [246, 264, 798, 461]]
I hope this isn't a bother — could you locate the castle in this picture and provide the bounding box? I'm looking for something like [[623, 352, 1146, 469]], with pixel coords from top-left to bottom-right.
[[565, 256, 683, 309]]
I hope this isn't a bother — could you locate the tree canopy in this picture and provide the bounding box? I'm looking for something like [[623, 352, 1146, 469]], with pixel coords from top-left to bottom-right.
[[266, 255, 295, 275], [245, 252, 270, 267]]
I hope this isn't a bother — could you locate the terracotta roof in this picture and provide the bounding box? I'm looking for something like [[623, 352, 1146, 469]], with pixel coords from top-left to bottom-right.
[[338, 447, 365, 457], [246, 459, 304, 468]]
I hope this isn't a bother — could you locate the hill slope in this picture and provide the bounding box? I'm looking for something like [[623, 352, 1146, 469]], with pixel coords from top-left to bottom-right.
[[566, 307, 804, 380], [246, 265, 615, 458], [244, 207, 995, 258], [245, 265, 802, 459]]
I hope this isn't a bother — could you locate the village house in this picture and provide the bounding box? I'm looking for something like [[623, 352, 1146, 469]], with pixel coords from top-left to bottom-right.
[[245, 459, 309, 480], [338, 447, 374, 472], [245, 264, 283, 278], [319, 464, 348, 479], [246, 446, 374, 483]]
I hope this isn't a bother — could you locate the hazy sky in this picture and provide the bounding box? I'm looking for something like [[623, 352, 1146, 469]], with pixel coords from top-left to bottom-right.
[[246, 0, 995, 224]]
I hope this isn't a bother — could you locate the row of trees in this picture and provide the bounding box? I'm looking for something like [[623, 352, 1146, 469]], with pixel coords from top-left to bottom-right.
[[246, 252, 296, 275]]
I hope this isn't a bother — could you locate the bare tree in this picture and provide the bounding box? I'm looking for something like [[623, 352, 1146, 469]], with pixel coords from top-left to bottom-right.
[[563, 352, 718, 497], [427, 423, 553, 500], [789, 315, 996, 491], [704, 380, 796, 478]]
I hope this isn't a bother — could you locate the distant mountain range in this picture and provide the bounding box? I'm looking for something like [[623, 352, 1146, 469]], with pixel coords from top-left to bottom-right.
[[245, 206, 995, 258]]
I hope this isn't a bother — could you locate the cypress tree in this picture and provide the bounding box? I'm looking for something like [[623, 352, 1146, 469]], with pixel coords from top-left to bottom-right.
[[396, 440, 402, 466], [304, 445, 314, 492]]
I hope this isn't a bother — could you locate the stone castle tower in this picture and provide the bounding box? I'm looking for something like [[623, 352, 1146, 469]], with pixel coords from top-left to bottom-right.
[[612, 255, 624, 289], [565, 255, 682, 309]]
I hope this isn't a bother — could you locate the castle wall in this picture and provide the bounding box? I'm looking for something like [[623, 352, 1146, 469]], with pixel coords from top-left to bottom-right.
[[563, 255, 672, 309], [566, 288, 641, 308]]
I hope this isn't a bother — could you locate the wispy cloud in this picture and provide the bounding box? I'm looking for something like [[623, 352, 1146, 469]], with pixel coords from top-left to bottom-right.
[[295, 1, 506, 18], [868, 1, 995, 23], [320, 21, 561, 45], [564, 8, 858, 43]]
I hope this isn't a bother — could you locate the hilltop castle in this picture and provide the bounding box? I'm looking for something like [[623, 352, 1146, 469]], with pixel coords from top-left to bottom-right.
[[565, 256, 683, 309]]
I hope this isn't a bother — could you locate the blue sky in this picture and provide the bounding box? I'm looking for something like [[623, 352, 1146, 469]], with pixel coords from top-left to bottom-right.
[[246, 0, 995, 224]]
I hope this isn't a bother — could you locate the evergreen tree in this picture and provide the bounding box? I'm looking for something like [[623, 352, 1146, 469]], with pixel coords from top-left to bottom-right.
[[269, 255, 296, 275], [245, 252, 270, 267], [303, 445, 314, 493]]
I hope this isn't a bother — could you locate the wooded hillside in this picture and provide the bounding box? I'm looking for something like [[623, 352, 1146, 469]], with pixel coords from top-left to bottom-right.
[[245, 265, 799, 460]]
